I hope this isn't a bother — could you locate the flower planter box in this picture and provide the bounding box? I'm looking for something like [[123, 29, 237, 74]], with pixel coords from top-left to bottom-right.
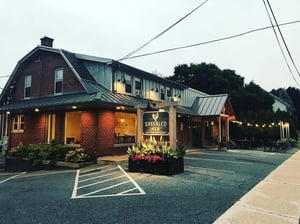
[[128, 157, 184, 175], [5, 157, 93, 172], [5, 157, 39, 172]]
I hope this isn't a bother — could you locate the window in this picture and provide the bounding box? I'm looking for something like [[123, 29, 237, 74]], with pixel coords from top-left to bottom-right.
[[24, 75, 31, 98], [114, 112, 136, 144], [54, 68, 63, 94], [135, 78, 142, 96], [124, 74, 132, 94], [166, 88, 171, 97], [160, 87, 165, 101], [46, 114, 56, 143], [12, 115, 24, 133]]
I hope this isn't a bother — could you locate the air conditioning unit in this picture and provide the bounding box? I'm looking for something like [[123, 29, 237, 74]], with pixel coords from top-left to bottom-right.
[[167, 97, 173, 102], [135, 89, 143, 97]]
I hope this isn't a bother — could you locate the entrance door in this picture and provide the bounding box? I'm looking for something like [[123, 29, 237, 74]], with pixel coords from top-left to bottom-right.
[[191, 122, 202, 147]]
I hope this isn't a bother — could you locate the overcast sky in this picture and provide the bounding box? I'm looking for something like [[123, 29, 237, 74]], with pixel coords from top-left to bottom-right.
[[1, 0, 299, 92]]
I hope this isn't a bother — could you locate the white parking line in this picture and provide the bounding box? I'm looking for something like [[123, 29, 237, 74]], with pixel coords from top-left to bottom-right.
[[185, 156, 252, 164], [118, 165, 146, 194], [0, 172, 26, 184], [185, 165, 235, 174], [71, 165, 145, 199]]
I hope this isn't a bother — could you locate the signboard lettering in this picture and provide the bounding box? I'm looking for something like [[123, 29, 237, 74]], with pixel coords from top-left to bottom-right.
[[143, 111, 169, 135]]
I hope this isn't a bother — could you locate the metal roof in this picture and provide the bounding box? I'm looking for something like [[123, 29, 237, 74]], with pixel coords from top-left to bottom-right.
[[191, 94, 228, 116], [0, 82, 149, 112]]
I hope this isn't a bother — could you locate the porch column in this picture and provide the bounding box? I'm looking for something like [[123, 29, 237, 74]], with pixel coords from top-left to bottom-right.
[[201, 121, 205, 146], [169, 104, 177, 150], [136, 107, 143, 143], [218, 116, 222, 143], [226, 118, 230, 142]]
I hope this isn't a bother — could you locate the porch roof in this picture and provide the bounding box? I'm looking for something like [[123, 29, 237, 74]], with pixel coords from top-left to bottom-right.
[[191, 94, 235, 118]]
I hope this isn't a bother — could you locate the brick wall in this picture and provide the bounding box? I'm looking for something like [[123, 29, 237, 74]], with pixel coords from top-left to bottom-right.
[[10, 113, 46, 148], [12, 51, 84, 101], [80, 111, 97, 155], [97, 110, 115, 156]]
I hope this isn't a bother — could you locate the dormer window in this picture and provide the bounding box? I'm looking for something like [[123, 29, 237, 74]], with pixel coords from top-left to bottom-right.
[[54, 68, 63, 94], [24, 75, 31, 99]]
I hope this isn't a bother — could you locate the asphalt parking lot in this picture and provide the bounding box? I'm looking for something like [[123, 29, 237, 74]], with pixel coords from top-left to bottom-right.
[[0, 149, 293, 224]]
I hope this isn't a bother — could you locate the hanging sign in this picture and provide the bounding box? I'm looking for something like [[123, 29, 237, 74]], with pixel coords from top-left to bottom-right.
[[143, 111, 169, 135]]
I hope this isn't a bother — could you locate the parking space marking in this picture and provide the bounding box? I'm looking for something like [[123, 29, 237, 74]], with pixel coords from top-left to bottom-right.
[[185, 165, 235, 174], [71, 165, 145, 199], [0, 172, 26, 184], [185, 156, 252, 164]]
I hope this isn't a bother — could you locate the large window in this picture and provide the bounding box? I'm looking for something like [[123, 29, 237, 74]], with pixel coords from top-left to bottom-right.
[[46, 114, 56, 143], [54, 68, 63, 94], [24, 75, 31, 99], [12, 115, 24, 133], [114, 112, 136, 144], [65, 112, 81, 144]]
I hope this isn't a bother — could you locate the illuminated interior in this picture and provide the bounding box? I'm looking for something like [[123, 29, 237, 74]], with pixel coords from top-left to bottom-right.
[[65, 111, 81, 144], [114, 112, 136, 144]]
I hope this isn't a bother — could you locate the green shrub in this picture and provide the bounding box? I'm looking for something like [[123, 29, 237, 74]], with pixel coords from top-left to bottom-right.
[[65, 148, 91, 163], [8, 142, 28, 158]]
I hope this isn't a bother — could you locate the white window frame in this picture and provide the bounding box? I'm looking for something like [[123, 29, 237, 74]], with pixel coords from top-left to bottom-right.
[[54, 68, 63, 95], [24, 75, 32, 99], [12, 115, 24, 133]]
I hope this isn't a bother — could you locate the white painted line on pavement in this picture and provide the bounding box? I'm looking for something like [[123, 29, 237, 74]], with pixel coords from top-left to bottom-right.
[[71, 169, 80, 199], [78, 170, 120, 183], [185, 165, 235, 174], [72, 165, 146, 199], [77, 174, 125, 189], [79, 166, 118, 178], [185, 156, 252, 164], [118, 165, 146, 195], [77, 179, 132, 197], [0, 171, 26, 184]]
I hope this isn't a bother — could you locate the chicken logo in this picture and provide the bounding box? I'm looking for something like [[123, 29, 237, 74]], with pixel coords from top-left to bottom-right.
[[152, 112, 159, 121]]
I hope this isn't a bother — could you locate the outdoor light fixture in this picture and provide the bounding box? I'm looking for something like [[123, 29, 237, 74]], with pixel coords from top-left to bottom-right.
[[34, 108, 40, 112], [72, 106, 77, 109], [6, 111, 10, 115]]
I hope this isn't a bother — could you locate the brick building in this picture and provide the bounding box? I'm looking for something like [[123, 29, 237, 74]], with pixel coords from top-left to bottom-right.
[[0, 37, 235, 157]]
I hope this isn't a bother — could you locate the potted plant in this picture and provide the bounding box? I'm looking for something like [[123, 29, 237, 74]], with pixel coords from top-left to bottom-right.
[[127, 136, 185, 175]]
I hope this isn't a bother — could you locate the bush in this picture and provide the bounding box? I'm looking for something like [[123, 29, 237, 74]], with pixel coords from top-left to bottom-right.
[[64, 148, 91, 163], [8, 142, 28, 158], [9, 142, 92, 165]]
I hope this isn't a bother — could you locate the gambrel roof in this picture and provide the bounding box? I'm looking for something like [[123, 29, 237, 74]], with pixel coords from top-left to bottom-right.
[[0, 43, 234, 119]]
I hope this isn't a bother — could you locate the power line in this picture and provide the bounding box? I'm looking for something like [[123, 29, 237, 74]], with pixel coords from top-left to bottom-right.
[[262, 0, 300, 87], [265, 0, 300, 80], [121, 20, 300, 60], [119, 0, 210, 61]]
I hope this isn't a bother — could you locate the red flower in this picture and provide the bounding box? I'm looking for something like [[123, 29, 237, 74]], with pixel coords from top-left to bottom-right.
[[132, 154, 142, 161], [144, 154, 150, 161], [151, 154, 161, 164]]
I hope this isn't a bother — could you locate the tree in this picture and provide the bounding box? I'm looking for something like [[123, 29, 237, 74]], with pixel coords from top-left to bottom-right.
[[168, 62, 298, 140]]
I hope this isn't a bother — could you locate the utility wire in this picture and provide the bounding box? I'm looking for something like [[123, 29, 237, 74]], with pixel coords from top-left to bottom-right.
[[119, 0, 209, 61], [265, 0, 300, 79], [262, 0, 300, 86], [121, 20, 300, 60]]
